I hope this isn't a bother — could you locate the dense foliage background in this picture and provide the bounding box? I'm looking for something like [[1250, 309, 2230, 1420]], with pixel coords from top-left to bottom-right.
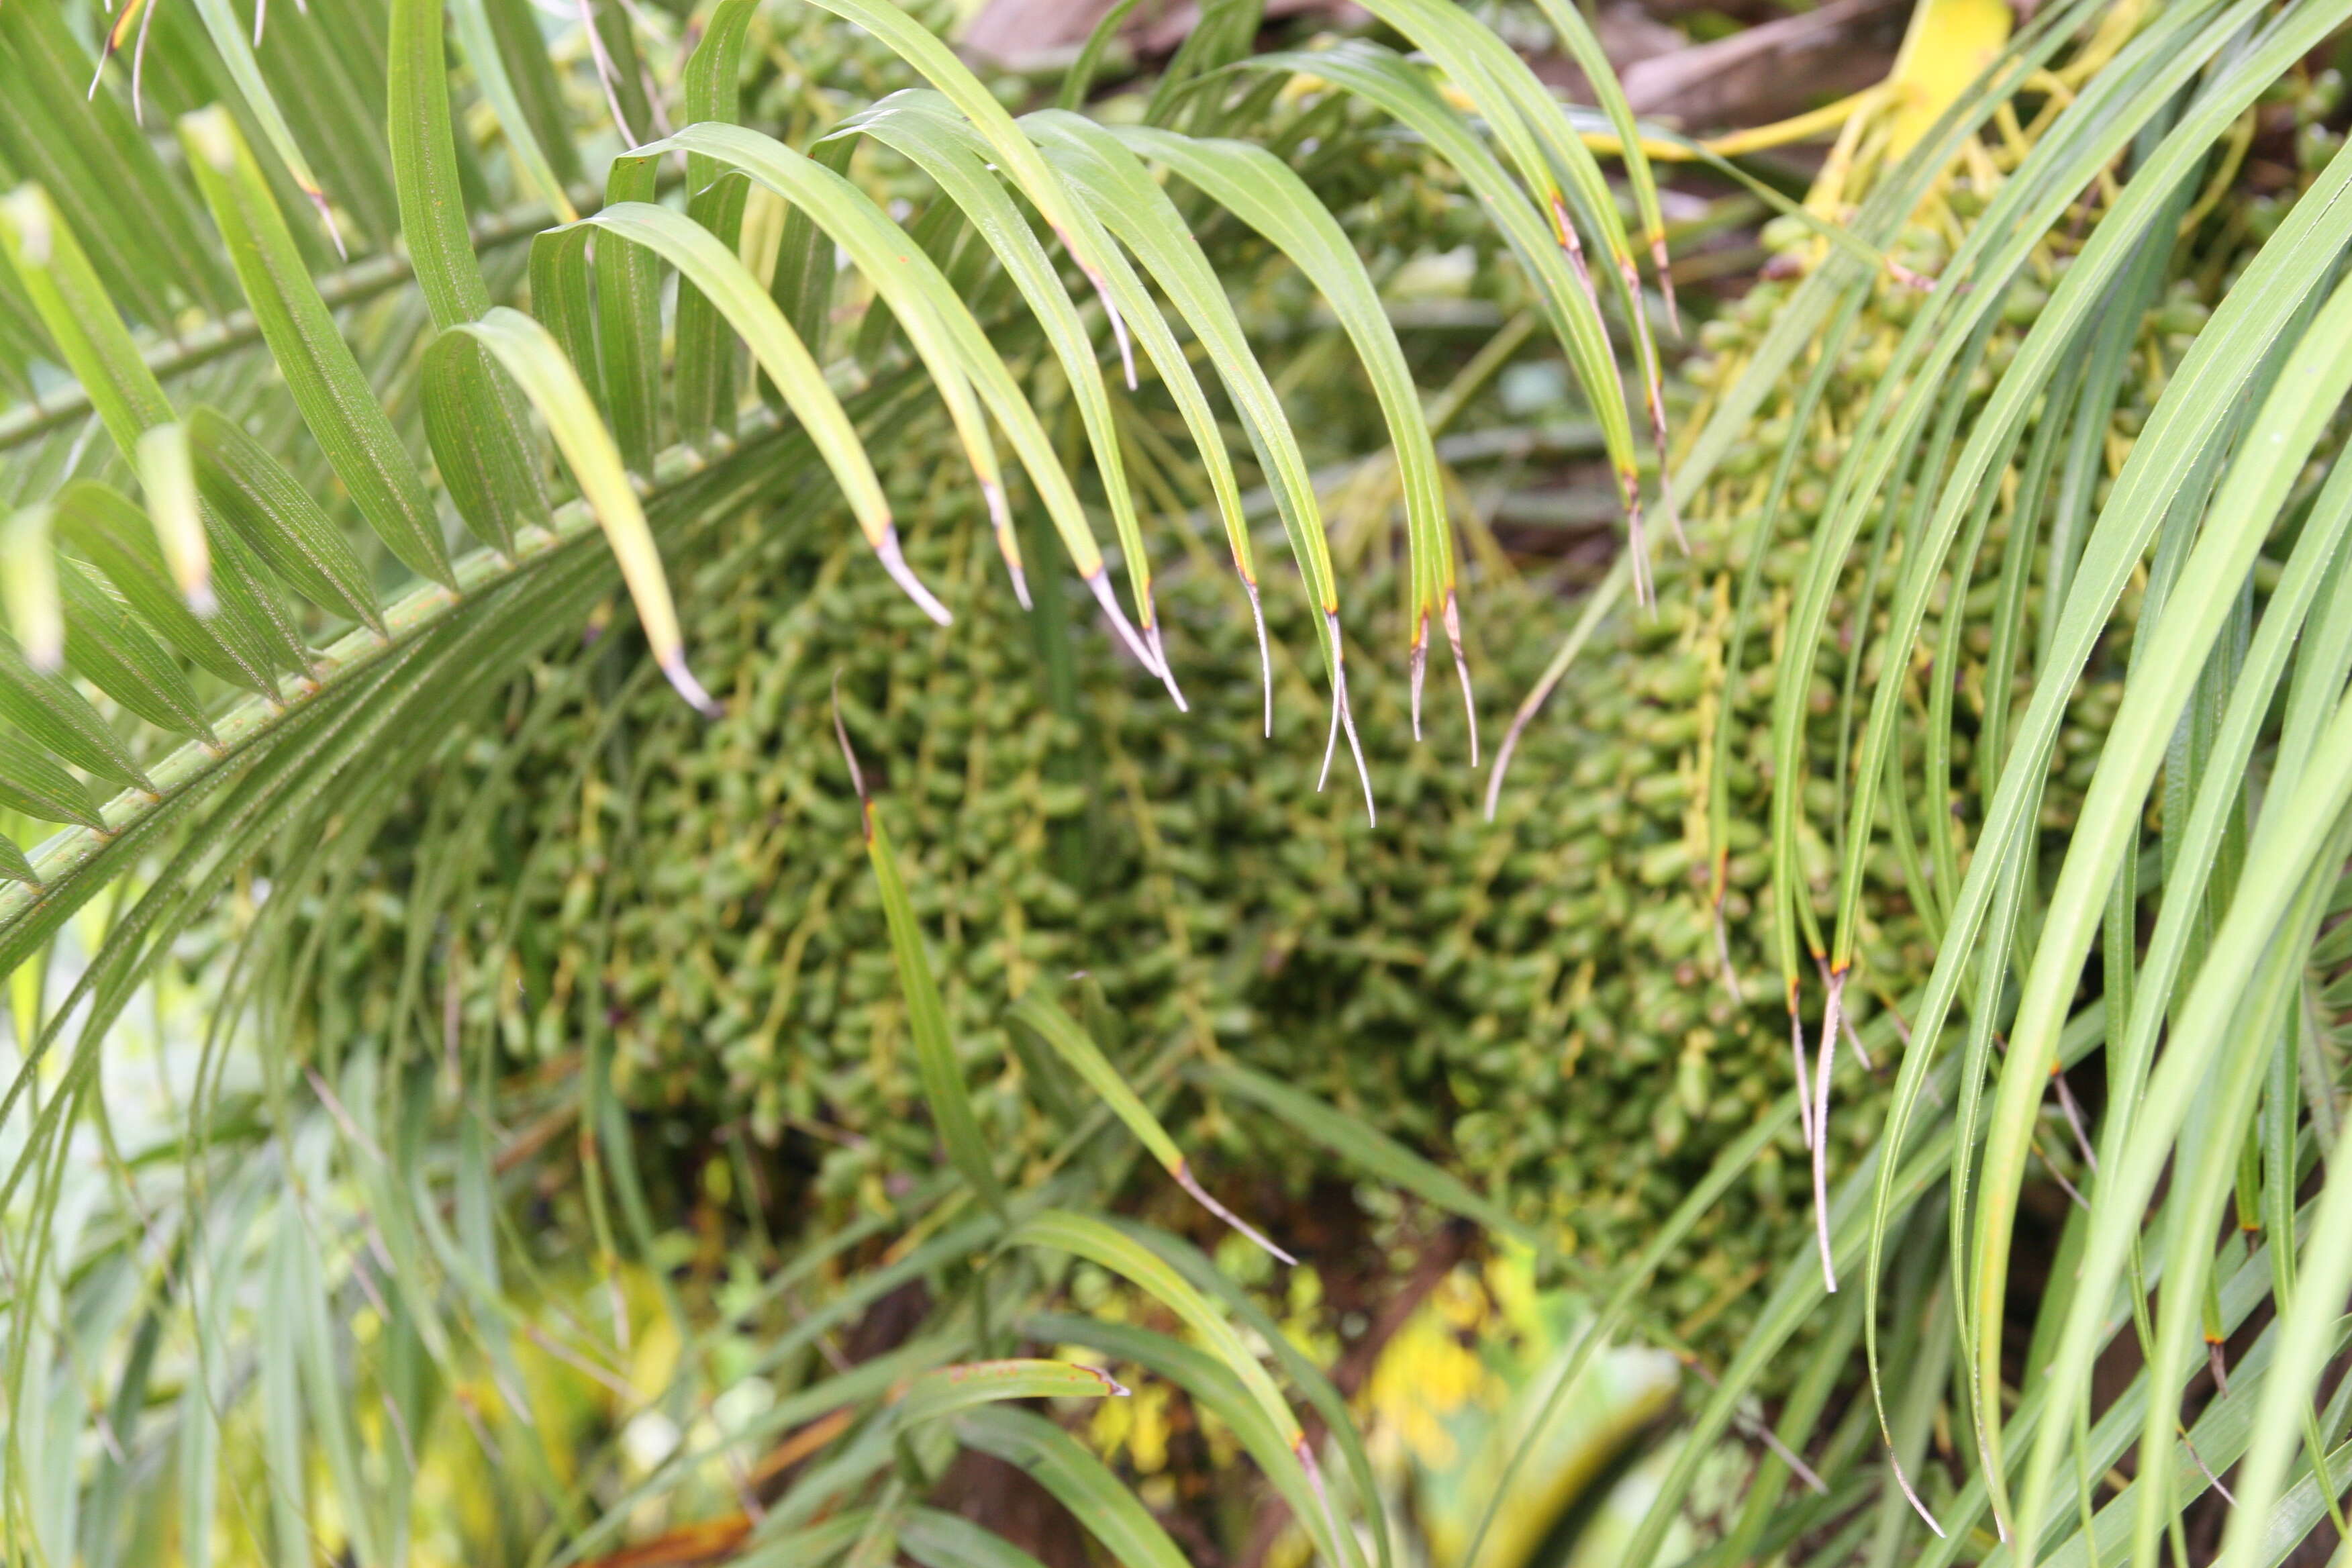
[[7, 2, 2352, 1566]]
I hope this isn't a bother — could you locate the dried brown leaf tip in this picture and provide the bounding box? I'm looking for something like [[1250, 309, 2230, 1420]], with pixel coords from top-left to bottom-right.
[[1173, 1159, 1297, 1267], [830, 670, 873, 841]]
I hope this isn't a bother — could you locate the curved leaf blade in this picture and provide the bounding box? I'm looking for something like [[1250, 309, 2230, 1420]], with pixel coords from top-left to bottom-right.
[[440, 307, 715, 714], [894, 1359, 1127, 1426], [571, 199, 947, 623], [956, 1406, 1193, 1568], [180, 105, 455, 589], [392, 0, 549, 556], [834, 697, 1004, 1218], [1014, 991, 1291, 1261]]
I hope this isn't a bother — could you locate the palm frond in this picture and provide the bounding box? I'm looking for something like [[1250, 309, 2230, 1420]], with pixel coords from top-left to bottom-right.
[[0, 0, 1681, 1561]]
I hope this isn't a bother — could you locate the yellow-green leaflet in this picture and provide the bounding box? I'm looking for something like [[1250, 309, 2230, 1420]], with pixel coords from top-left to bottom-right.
[[1347, 0, 1646, 299], [0, 724, 100, 829], [566, 201, 948, 625], [2216, 1117, 2352, 1568], [1120, 1223, 1395, 1568], [834, 689, 1005, 1218], [437, 307, 716, 716], [132, 423, 211, 617], [52, 558, 213, 741], [179, 107, 454, 589], [863, 802, 1003, 1216], [528, 226, 603, 410], [1242, 46, 1642, 600], [1011, 993, 1291, 1261], [1314, 1, 1667, 583], [799, 0, 1150, 371], [834, 92, 1264, 721], [387, 0, 493, 326], [1991, 168, 2352, 1559], [673, 0, 763, 447], [1521, 0, 1676, 324], [595, 155, 663, 476], [1024, 1315, 1359, 1568], [828, 96, 1156, 638], [183, 0, 344, 252], [51, 482, 275, 699], [1199, 1059, 1542, 1251], [642, 127, 1018, 597], [391, 0, 548, 557], [3, 0, 235, 320], [1796, 7, 2352, 1542], [0, 183, 175, 453], [1012, 993, 1182, 1172], [1008, 1209, 1302, 1456], [899, 1508, 1053, 1568], [648, 125, 1166, 681], [0, 631, 152, 793], [445, 0, 577, 219], [1022, 109, 1369, 805], [1020, 110, 1330, 620], [1111, 122, 1471, 754], [0, 505, 59, 673], [956, 1408, 1194, 1568], [892, 1360, 1127, 1426]]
